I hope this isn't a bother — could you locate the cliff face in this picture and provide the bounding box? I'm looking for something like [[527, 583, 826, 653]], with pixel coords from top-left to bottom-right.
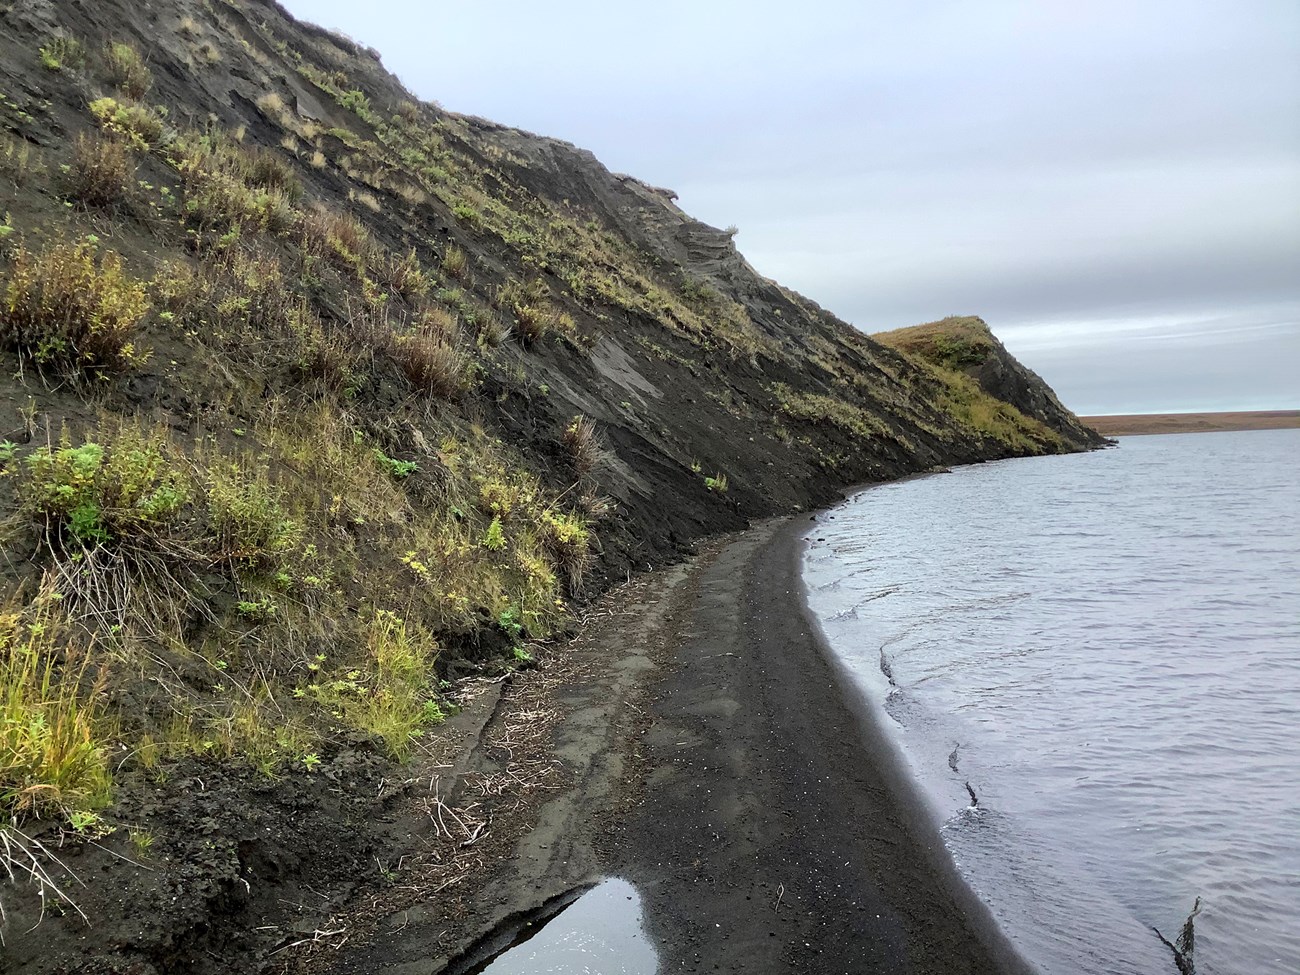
[[0, 0, 1100, 969]]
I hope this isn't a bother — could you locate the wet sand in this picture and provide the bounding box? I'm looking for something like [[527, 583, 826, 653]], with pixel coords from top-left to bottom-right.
[[615, 518, 1031, 974], [292, 518, 1032, 974]]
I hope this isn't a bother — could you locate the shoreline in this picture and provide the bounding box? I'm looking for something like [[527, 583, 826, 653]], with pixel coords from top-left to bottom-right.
[[260, 514, 1035, 974], [612, 516, 1033, 974], [5, 512, 1037, 974]]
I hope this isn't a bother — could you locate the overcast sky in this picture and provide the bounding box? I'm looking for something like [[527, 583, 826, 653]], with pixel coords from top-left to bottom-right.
[[283, 1, 1299, 414]]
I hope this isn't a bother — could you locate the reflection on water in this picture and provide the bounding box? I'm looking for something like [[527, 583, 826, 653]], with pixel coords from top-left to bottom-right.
[[803, 430, 1300, 975], [468, 878, 657, 975]]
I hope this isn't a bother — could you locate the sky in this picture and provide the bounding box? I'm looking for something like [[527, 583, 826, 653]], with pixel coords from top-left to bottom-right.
[[281, 1, 1300, 415]]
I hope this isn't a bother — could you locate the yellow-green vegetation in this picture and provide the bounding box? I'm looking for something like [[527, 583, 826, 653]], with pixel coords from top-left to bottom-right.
[[103, 41, 152, 100], [38, 35, 86, 73], [0, 237, 151, 375], [496, 278, 573, 347], [88, 96, 167, 150], [23, 430, 186, 546], [874, 318, 1063, 452], [873, 316, 995, 371], [930, 369, 1063, 452], [0, 590, 110, 825], [311, 610, 442, 760], [171, 131, 302, 240], [771, 383, 890, 440], [0, 394, 594, 819]]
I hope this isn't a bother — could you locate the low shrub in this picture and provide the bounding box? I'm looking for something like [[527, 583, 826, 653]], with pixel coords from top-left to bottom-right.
[[0, 238, 151, 374], [39, 36, 86, 73], [104, 41, 152, 99], [172, 133, 302, 239], [206, 462, 301, 569], [66, 134, 134, 207], [23, 432, 187, 547], [89, 97, 167, 150]]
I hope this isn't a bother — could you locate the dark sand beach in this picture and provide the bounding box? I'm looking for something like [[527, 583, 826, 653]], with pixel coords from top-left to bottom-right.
[[284, 519, 1031, 975]]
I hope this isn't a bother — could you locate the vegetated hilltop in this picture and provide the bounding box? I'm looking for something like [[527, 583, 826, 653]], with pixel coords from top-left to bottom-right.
[[874, 315, 1106, 450], [0, 0, 1100, 969]]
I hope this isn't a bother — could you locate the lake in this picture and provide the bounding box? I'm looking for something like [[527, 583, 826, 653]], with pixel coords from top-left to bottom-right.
[[802, 429, 1300, 974]]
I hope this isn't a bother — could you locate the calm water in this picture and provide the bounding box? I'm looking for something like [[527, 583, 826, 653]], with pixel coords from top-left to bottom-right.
[[471, 879, 657, 975], [802, 429, 1300, 975]]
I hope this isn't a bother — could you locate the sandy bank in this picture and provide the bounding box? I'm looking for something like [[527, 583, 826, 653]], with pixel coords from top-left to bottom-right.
[[263, 518, 1031, 974]]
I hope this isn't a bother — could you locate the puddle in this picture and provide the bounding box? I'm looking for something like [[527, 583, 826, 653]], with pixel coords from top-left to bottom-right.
[[452, 878, 657, 975]]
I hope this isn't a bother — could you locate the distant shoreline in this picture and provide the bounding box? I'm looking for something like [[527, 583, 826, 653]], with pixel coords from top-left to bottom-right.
[[1082, 410, 1300, 437]]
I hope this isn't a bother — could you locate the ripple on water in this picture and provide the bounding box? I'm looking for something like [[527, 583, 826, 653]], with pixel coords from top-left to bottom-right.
[[803, 430, 1300, 975]]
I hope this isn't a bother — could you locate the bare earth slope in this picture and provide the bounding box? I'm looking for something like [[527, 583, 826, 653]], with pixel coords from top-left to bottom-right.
[[0, 0, 1097, 971]]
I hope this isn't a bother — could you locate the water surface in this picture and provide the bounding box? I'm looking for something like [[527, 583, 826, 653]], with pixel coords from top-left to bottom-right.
[[803, 429, 1300, 974], [470, 878, 656, 975]]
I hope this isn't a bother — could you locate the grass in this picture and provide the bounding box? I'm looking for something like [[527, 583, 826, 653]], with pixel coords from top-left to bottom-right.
[[104, 42, 152, 100], [563, 415, 602, 476], [312, 611, 443, 760], [0, 590, 110, 825], [0, 236, 151, 375], [0, 134, 45, 187], [872, 316, 996, 371], [172, 133, 302, 240], [393, 332, 468, 398], [771, 383, 890, 440]]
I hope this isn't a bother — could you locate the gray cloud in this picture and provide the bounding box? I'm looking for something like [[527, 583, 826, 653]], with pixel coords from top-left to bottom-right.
[[284, 0, 1300, 413]]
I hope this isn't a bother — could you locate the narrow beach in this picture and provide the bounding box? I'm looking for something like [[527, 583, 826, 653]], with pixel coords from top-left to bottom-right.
[[290, 517, 1031, 974]]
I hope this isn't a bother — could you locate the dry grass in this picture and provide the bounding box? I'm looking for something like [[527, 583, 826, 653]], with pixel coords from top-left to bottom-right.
[[562, 415, 603, 476], [442, 244, 468, 281], [393, 333, 468, 399], [66, 134, 134, 208]]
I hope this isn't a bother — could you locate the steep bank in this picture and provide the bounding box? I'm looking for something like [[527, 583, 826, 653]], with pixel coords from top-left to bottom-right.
[[238, 520, 1032, 975], [0, 0, 1098, 969]]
